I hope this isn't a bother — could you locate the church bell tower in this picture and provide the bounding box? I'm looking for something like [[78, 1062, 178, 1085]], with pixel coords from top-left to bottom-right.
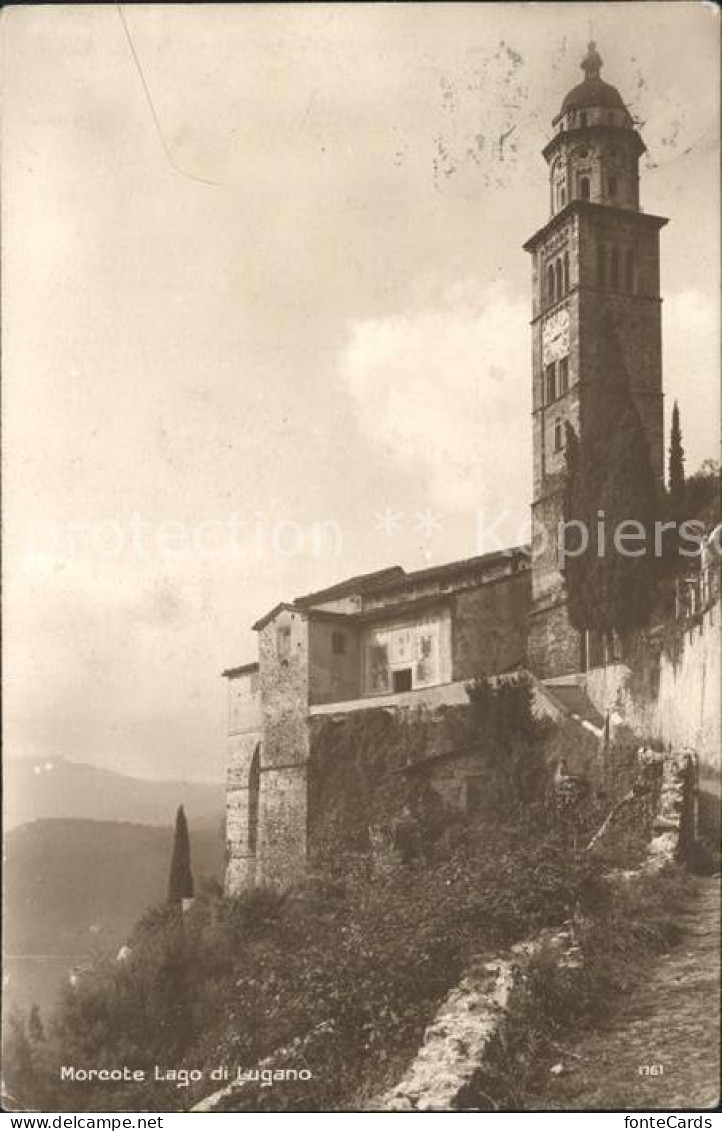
[[524, 43, 667, 678]]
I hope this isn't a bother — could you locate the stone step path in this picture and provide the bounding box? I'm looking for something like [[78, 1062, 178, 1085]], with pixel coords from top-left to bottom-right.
[[538, 876, 721, 1110]]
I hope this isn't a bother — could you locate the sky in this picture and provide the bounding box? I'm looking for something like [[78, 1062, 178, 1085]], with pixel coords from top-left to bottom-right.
[[3, 2, 719, 783]]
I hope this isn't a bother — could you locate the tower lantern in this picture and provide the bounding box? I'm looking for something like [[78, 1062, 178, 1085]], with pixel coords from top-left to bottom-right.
[[545, 41, 645, 217], [523, 44, 668, 678]]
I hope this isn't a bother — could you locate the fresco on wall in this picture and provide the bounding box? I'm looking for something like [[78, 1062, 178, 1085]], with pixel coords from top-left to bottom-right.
[[415, 629, 438, 686], [369, 643, 391, 692], [364, 615, 447, 694]]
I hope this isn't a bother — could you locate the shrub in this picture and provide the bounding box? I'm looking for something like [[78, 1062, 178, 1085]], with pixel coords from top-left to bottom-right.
[[463, 865, 692, 1110]]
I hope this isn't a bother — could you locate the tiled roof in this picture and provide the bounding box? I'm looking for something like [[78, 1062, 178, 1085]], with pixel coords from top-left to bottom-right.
[[294, 566, 405, 608], [295, 546, 530, 609], [379, 546, 531, 593]]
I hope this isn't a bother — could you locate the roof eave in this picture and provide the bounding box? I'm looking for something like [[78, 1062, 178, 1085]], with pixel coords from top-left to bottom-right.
[[524, 200, 668, 253], [222, 661, 260, 679], [293, 566, 406, 609], [542, 125, 646, 163], [252, 601, 301, 633]]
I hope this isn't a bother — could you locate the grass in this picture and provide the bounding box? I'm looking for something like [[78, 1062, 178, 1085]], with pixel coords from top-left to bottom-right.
[[461, 865, 695, 1111]]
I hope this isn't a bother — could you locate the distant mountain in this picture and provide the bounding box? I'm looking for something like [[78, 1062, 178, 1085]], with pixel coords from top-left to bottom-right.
[[3, 816, 226, 1017], [3, 756, 225, 831]]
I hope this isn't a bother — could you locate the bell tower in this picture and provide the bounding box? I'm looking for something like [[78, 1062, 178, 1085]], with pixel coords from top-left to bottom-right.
[[524, 44, 668, 678]]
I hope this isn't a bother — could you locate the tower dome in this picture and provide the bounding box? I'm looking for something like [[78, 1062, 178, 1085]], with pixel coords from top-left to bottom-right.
[[560, 42, 627, 116], [544, 42, 644, 214]]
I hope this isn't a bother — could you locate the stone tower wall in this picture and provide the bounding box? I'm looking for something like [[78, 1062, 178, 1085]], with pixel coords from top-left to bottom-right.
[[256, 607, 310, 887]]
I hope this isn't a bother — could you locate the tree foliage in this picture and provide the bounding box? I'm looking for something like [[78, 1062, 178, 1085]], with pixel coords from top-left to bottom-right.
[[682, 459, 721, 525], [465, 676, 550, 808], [168, 805, 194, 903]]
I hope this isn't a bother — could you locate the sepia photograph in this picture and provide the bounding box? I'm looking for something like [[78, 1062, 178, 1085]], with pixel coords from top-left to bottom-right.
[[2, 1, 720, 1117]]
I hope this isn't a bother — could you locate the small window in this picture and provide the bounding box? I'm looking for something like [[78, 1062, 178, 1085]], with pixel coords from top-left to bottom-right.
[[277, 624, 291, 658], [546, 362, 557, 404], [559, 356, 569, 395], [580, 112, 588, 128], [580, 175, 590, 201], [558, 184, 566, 209], [331, 631, 346, 655], [625, 248, 635, 292], [555, 259, 563, 300], [248, 745, 260, 854], [547, 264, 555, 305], [554, 418, 564, 452], [610, 248, 620, 289], [393, 668, 413, 693], [597, 245, 606, 288], [609, 175, 618, 199], [563, 251, 570, 294]]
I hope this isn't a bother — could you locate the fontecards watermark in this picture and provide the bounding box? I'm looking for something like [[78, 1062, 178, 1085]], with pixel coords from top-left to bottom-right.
[[60, 1064, 313, 1089]]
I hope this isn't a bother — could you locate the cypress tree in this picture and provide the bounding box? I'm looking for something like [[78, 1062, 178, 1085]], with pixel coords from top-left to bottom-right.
[[168, 805, 194, 903], [590, 403, 658, 630], [564, 311, 659, 634], [668, 400, 685, 520]]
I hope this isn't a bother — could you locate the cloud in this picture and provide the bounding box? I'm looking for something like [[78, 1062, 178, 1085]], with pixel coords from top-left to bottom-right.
[[340, 280, 531, 540]]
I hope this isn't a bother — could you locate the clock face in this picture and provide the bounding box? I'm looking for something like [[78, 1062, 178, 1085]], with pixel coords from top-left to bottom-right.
[[542, 308, 570, 364]]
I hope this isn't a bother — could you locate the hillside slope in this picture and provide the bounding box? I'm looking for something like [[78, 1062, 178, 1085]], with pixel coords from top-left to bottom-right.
[[3, 757, 224, 830], [3, 816, 225, 1015]]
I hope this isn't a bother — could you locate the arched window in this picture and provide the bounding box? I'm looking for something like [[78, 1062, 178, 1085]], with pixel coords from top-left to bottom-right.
[[580, 175, 590, 201], [554, 418, 564, 452], [610, 248, 620, 289], [555, 258, 563, 300], [546, 362, 557, 403], [563, 251, 570, 294], [248, 744, 260, 855], [609, 174, 618, 199], [625, 248, 635, 292], [547, 264, 555, 305], [597, 246, 606, 288]]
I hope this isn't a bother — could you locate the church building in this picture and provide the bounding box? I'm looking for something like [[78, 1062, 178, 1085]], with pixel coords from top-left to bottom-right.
[[222, 44, 673, 892]]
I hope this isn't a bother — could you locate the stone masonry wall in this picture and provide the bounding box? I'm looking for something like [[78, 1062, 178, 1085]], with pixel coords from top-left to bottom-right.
[[256, 607, 311, 887], [226, 731, 261, 895], [308, 618, 361, 705], [584, 599, 721, 838], [224, 668, 262, 896], [452, 572, 531, 681], [527, 598, 583, 679]]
